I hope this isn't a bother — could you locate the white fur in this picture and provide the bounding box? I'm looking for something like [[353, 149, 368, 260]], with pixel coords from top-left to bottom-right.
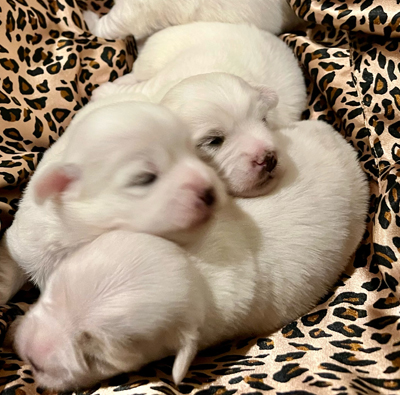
[[15, 232, 205, 390], [93, 23, 306, 123], [92, 22, 307, 196], [83, 0, 302, 41], [14, 120, 369, 390], [0, 99, 225, 298], [162, 73, 282, 197]]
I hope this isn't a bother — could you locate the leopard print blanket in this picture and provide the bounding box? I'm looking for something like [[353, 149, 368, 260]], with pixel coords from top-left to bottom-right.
[[0, 1, 399, 394], [0, 0, 135, 230]]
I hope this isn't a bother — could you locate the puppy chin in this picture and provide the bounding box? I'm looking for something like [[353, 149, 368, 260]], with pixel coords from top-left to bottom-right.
[[162, 199, 218, 245], [37, 372, 100, 392], [34, 373, 75, 392], [29, 354, 98, 392], [229, 166, 283, 198], [165, 177, 225, 236], [239, 176, 279, 198], [173, 200, 215, 231]]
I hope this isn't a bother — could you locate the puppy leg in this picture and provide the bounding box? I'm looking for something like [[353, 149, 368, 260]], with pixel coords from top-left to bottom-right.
[[91, 80, 150, 102], [83, 10, 100, 35], [84, 0, 175, 40], [3, 314, 25, 349], [91, 82, 124, 102], [84, 6, 133, 40], [113, 72, 139, 85]]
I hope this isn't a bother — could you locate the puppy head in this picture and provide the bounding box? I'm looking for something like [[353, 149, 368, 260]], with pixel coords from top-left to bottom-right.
[[161, 73, 282, 198], [14, 303, 90, 390], [31, 101, 226, 243], [14, 232, 203, 390]]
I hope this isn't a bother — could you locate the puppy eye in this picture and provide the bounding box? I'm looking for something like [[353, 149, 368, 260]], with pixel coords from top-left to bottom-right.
[[262, 116, 267, 124], [129, 172, 158, 187], [207, 136, 225, 146], [197, 132, 225, 151]]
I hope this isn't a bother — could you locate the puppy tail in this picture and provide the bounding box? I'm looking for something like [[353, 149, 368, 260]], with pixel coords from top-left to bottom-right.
[[172, 329, 199, 386]]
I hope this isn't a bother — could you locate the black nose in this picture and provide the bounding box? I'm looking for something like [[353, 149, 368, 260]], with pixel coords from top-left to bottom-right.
[[264, 151, 277, 172], [200, 188, 216, 206]]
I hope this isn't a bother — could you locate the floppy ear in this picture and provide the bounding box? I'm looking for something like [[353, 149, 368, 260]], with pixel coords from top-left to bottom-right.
[[33, 163, 81, 205], [250, 83, 279, 110], [172, 330, 199, 385]]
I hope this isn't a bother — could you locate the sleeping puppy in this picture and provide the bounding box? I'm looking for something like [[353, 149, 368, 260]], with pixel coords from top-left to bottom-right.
[[91, 22, 307, 196], [0, 99, 225, 302], [83, 0, 302, 41], [14, 120, 369, 391], [95, 75, 281, 198], [92, 23, 306, 124], [15, 232, 206, 391], [163, 73, 282, 198]]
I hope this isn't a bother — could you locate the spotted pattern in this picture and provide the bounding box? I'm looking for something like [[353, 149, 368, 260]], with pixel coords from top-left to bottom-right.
[[0, 0, 135, 231], [0, 0, 400, 394]]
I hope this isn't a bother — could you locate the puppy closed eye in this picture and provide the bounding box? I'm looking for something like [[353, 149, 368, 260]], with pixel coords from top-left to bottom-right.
[[197, 133, 225, 150], [129, 172, 158, 187], [208, 136, 225, 146]]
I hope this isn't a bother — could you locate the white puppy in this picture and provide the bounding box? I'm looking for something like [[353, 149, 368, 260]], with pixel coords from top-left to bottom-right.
[[163, 73, 282, 197], [84, 0, 302, 41], [15, 232, 205, 391], [0, 99, 225, 301], [92, 22, 307, 196], [15, 120, 369, 391]]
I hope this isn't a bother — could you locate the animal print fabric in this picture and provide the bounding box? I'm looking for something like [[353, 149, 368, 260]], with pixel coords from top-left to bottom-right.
[[1, 0, 400, 394], [0, 0, 134, 231]]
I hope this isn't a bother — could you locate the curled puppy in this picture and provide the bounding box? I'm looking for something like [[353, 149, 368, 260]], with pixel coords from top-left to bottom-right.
[[92, 22, 307, 196], [93, 23, 306, 126], [0, 100, 225, 300], [15, 232, 206, 391], [163, 73, 281, 198], [15, 120, 369, 391], [83, 0, 303, 41]]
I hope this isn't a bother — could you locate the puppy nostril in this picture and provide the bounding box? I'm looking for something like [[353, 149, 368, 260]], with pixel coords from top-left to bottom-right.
[[200, 188, 216, 207], [264, 152, 277, 172], [256, 151, 277, 172]]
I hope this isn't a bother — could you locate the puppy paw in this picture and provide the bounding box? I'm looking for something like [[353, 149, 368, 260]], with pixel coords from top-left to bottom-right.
[[83, 10, 100, 34], [91, 82, 117, 102], [114, 73, 139, 85], [0, 256, 27, 305], [3, 315, 24, 349]]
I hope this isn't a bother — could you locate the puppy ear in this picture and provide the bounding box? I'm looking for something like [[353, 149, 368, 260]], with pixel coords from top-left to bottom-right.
[[33, 163, 81, 205], [172, 330, 199, 385], [251, 83, 279, 110]]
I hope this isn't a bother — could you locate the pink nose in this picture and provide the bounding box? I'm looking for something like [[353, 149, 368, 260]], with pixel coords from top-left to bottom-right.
[[184, 180, 217, 207], [254, 151, 277, 172]]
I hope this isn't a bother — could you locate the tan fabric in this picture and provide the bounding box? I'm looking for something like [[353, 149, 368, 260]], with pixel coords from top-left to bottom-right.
[[0, 0, 134, 230], [1, 1, 399, 394]]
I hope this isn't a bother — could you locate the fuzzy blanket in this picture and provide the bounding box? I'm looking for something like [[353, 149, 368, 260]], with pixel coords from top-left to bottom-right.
[[0, 1, 399, 394]]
